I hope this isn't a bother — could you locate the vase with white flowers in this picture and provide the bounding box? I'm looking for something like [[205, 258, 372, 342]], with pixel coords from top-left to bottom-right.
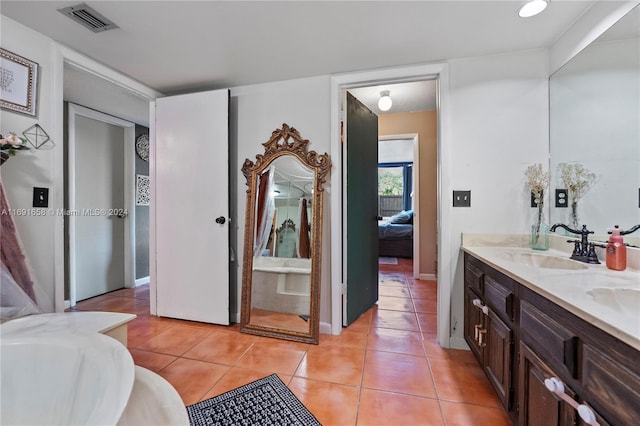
[[0, 132, 30, 166], [558, 163, 597, 230], [525, 163, 550, 250]]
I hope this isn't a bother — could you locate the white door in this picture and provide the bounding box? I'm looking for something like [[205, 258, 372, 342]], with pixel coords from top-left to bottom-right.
[[68, 104, 135, 303], [154, 89, 230, 324]]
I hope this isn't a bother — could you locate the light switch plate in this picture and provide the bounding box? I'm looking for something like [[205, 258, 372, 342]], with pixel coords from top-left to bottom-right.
[[33, 187, 49, 208], [453, 190, 471, 207]]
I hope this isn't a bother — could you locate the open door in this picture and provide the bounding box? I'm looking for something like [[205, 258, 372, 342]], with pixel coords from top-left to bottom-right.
[[67, 103, 135, 305], [343, 92, 379, 326], [154, 89, 230, 324]]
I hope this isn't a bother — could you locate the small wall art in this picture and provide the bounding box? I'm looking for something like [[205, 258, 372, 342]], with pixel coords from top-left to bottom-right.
[[23, 124, 54, 149], [0, 49, 39, 117], [136, 174, 150, 206]]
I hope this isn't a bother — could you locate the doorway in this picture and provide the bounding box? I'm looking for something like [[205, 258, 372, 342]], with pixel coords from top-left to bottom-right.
[[66, 103, 135, 305], [52, 48, 160, 311], [330, 63, 454, 348]]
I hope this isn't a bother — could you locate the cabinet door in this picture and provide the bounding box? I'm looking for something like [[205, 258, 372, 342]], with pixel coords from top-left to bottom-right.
[[518, 342, 576, 426], [464, 288, 485, 362], [485, 309, 513, 410]]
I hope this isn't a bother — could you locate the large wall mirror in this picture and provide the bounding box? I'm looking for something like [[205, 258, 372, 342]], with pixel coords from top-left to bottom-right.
[[549, 5, 639, 241], [241, 124, 330, 344]]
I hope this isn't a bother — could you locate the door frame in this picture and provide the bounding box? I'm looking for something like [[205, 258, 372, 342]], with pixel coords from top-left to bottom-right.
[[66, 103, 135, 306], [378, 133, 421, 280], [330, 63, 453, 348], [51, 44, 162, 311]]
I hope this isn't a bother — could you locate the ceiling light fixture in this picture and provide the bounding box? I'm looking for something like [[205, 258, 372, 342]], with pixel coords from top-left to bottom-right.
[[378, 90, 392, 112], [518, 0, 548, 18]]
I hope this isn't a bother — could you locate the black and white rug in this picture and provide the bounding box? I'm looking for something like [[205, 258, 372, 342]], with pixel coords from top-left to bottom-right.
[[186, 374, 321, 426]]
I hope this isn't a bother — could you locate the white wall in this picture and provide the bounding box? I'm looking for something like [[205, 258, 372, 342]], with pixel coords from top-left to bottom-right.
[[446, 49, 549, 346], [230, 76, 332, 327], [1, 16, 57, 311]]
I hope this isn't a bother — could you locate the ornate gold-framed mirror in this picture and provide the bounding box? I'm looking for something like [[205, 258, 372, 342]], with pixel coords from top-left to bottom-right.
[[241, 124, 330, 344]]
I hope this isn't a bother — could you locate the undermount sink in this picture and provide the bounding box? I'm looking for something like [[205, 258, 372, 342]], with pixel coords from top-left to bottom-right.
[[586, 287, 640, 315], [497, 252, 588, 270], [0, 332, 135, 425]]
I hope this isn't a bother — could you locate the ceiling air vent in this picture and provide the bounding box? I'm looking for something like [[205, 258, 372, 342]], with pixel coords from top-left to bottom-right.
[[58, 3, 119, 33]]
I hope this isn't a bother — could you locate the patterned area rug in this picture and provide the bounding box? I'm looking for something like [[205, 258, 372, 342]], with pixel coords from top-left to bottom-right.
[[186, 374, 321, 426], [378, 257, 398, 265]]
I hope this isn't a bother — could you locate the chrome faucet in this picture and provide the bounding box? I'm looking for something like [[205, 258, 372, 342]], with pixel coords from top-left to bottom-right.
[[549, 223, 600, 264]]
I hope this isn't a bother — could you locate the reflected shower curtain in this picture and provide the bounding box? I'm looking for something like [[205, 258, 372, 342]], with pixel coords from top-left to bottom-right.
[[254, 167, 275, 256], [297, 198, 310, 258]]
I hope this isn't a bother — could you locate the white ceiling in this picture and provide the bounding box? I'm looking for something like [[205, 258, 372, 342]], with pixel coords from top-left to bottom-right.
[[2, 1, 597, 123]]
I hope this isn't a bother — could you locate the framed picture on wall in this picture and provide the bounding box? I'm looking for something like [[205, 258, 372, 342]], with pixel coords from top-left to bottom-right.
[[0, 48, 39, 116]]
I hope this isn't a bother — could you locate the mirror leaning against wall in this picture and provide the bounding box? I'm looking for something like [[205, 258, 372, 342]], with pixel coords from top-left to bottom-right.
[[549, 5, 640, 242], [240, 123, 330, 344]]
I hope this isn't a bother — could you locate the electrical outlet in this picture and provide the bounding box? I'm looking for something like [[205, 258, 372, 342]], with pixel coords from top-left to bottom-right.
[[453, 190, 471, 207], [555, 189, 568, 208], [531, 190, 543, 208], [33, 187, 49, 208]]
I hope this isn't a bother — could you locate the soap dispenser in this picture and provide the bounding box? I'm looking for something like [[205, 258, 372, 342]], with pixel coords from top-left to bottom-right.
[[606, 225, 626, 271]]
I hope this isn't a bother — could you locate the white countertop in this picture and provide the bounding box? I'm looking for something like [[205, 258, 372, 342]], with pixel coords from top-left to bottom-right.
[[0, 311, 136, 338], [461, 234, 640, 351]]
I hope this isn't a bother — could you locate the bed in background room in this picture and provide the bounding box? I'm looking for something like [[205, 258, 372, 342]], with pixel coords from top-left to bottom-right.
[[378, 210, 413, 258]]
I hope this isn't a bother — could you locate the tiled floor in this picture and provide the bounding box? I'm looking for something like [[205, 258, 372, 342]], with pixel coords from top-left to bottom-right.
[[70, 258, 510, 425]]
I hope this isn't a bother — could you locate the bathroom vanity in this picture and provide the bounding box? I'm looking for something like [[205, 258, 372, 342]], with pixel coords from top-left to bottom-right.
[[462, 235, 640, 425]]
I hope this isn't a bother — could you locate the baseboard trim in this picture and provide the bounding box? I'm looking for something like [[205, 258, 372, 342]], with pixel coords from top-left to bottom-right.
[[64, 299, 71, 309], [320, 321, 333, 335], [135, 276, 150, 286], [419, 273, 437, 281], [449, 336, 470, 350]]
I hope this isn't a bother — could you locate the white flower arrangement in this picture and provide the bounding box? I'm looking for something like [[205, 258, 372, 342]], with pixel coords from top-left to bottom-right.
[[558, 163, 597, 229], [524, 163, 550, 208], [524, 163, 550, 248]]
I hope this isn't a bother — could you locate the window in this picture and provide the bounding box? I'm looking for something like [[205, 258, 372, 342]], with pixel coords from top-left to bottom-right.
[[378, 162, 412, 217]]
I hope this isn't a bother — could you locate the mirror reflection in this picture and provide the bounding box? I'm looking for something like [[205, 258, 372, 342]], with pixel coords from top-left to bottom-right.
[[549, 6, 639, 241], [250, 156, 314, 334], [241, 123, 330, 344]]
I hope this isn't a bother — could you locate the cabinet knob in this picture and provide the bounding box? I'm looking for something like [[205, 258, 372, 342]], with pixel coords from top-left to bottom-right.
[[472, 299, 489, 315], [578, 405, 597, 425]]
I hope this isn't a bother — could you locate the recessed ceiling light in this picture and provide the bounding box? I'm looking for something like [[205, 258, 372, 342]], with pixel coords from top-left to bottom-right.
[[518, 0, 548, 18]]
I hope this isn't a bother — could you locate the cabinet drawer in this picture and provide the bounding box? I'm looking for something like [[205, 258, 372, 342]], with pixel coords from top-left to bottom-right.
[[582, 345, 640, 425], [520, 300, 580, 379], [464, 256, 484, 294], [484, 275, 514, 322]]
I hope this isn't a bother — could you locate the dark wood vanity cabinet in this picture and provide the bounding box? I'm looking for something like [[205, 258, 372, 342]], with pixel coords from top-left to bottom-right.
[[463, 255, 516, 417], [518, 341, 578, 426], [463, 252, 640, 425]]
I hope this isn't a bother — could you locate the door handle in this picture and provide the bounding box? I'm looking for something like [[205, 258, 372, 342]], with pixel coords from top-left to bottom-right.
[[376, 215, 383, 221], [215, 216, 226, 225]]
